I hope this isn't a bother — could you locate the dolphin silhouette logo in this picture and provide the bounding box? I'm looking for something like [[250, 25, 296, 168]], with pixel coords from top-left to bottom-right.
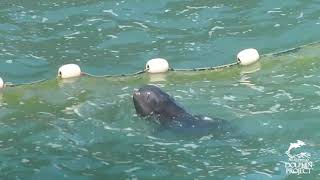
[[286, 140, 306, 157]]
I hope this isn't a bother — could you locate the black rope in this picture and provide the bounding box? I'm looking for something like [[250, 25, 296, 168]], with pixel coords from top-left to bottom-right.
[[81, 69, 146, 78], [266, 40, 320, 56], [172, 62, 239, 72]]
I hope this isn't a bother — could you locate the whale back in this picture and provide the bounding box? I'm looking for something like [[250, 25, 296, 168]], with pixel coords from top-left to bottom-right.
[[132, 85, 231, 131]]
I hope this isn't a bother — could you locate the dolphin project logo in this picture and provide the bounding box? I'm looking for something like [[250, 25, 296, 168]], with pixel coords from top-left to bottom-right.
[[284, 140, 313, 175]]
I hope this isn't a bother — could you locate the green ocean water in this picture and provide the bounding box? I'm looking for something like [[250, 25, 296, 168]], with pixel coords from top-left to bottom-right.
[[1, 1, 320, 180]]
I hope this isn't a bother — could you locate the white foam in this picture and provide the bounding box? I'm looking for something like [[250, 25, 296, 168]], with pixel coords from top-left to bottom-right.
[[103, 9, 118, 17]]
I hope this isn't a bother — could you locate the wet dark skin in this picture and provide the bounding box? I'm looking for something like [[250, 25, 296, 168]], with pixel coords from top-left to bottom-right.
[[133, 85, 230, 132]]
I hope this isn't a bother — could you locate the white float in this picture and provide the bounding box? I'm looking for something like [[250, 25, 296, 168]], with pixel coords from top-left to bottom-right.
[[237, 48, 260, 66], [0, 77, 4, 89], [58, 64, 82, 79], [146, 58, 169, 73]]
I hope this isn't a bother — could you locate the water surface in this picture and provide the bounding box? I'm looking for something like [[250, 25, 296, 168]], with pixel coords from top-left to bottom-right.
[[1, 0, 320, 82], [1, 0, 320, 180], [0, 43, 320, 179]]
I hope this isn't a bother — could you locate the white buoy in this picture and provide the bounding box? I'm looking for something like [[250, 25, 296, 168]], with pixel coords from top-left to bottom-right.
[[146, 58, 169, 73], [0, 77, 4, 89], [237, 48, 260, 66], [58, 64, 81, 79]]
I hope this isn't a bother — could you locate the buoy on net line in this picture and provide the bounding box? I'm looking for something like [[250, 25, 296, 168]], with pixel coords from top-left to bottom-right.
[[58, 64, 82, 79], [0, 48, 262, 89], [237, 48, 260, 66], [0, 77, 4, 89], [146, 58, 169, 73]]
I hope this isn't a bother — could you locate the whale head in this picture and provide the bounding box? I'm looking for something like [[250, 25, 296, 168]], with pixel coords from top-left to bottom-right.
[[133, 85, 187, 120], [133, 85, 169, 116]]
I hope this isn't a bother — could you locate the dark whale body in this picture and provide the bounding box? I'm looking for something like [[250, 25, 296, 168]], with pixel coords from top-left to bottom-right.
[[132, 85, 230, 133]]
